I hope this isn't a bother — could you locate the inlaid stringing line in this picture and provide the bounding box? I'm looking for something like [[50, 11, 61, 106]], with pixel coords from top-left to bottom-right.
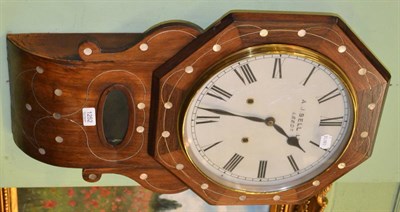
[[215, 25, 262, 45], [31, 72, 52, 114], [305, 27, 345, 44], [346, 136, 371, 168], [341, 46, 363, 68], [190, 49, 213, 70], [248, 184, 319, 203], [12, 68, 35, 86], [215, 25, 262, 44], [307, 32, 342, 48], [142, 178, 187, 193], [146, 29, 198, 43], [365, 73, 373, 91], [199, 180, 242, 199], [140, 108, 146, 129], [21, 128, 37, 148], [219, 31, 260, 47], [76, 117, 144, 162], [161, 138, 178, 167], [12, 69, 37, 146], [367, 71, 385, 103], [268, 29, 298, 33], [280, 182, 319, 198], [156, 136, 177, 168], [32, 116, 52, 147], [162, 108, 167, 133], [180, 169, 202, 186], [166, 70, 187, 104], [202, 189, 218, 203], [364, 72, 385, 140], [160, 69, 184, 104]]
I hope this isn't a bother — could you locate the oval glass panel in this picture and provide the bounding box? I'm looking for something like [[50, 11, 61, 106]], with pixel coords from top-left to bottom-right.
[[102, 89, 130, 146]]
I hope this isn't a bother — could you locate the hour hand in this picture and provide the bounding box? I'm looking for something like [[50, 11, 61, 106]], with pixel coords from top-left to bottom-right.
[[275, 125, 305, 152], [266, 117, 305, 152], [198, 107, 265, 123]]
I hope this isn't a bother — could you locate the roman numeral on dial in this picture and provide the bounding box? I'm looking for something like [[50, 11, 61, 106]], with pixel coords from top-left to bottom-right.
[[206, 85, 232, 101], [234, 64, 257, 85], [195, 116, 220, 125], [272, 58, 282, 79], [223, 153, 244, 172], [320, 116, 343, 126], [257, 160, 268, 178], [302, 67, 316, 86], [287, 155, 299, 172], [318, 88, 341, 103]]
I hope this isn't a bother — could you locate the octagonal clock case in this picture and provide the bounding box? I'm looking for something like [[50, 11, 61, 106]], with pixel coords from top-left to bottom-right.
[[7, 11, 390, 205]]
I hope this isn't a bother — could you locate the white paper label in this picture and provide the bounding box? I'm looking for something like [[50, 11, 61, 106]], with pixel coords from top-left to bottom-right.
[[82, 107, 96, 126], [319, 134, 332, 149]]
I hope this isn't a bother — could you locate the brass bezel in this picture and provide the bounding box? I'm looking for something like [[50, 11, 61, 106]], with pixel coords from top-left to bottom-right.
[[179, 44, 358, 194]]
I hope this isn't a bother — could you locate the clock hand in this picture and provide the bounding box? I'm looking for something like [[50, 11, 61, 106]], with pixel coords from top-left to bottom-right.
[[198, 107, 305, 152], [287, 137, 305, 153], [266, 117, 305, 153], [198, 107, 265, 123]]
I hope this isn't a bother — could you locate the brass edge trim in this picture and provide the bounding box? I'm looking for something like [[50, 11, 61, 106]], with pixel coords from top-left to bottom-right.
[[1, 188, 18, 212]]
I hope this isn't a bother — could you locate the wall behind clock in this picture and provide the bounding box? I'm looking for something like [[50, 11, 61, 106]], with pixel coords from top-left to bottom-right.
[[0, 0, 399, 210]]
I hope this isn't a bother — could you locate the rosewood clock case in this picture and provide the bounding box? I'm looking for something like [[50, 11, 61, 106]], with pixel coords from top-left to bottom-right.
[[7, 12, 390, 205]]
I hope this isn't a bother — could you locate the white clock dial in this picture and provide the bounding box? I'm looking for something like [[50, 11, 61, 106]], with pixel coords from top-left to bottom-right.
[[182, 45, 354, 193]]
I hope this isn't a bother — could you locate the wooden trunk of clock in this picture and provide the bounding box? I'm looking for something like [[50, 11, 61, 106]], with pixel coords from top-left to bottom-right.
[[7, 24, 202, 193]]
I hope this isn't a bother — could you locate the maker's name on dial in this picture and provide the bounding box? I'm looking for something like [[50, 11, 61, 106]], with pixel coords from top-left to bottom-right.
[[290, 99, 307, 133]]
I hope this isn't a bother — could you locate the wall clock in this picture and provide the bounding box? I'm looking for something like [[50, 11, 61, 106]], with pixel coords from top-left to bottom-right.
[[151, 12, 390, 206], [7, 11, 390, 209], [181, 44, 354, 193]]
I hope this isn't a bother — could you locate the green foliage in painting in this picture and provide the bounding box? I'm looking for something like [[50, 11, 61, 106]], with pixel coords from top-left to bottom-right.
[[150, 193, 182, 211]]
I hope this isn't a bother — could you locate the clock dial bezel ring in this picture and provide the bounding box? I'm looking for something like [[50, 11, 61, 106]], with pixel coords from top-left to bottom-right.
[[179, 44, 358, 193]]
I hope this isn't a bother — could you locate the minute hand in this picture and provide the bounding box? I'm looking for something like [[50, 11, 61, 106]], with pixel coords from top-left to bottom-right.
[[198, 107, 265, 123]]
